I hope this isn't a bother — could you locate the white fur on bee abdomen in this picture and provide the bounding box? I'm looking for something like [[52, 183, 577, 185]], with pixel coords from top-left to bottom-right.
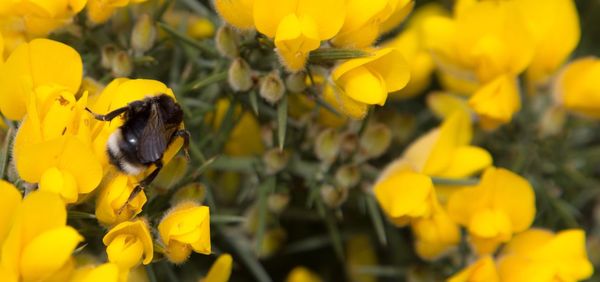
[[108, 129, 145, 175]]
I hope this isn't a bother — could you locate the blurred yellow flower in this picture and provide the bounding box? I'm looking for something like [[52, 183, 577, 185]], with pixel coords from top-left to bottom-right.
[[95, 174, 147, 226], [425, 0, 534, 83], [412, 207, 460, 261], [103, 219, 154, 270], [331, 0, 413, 48], [163, 11, 215, 39], [326, 48, 410, 119], [214, 0, 254, 30], [0, 38, 82, 120], [71, 263, 120, 282], [346, 235, 377, 282], [87, 0, 147, 24], [518, 0, 580, 87], [448, 256, 499, 282], [448, 167, 535, 255], [555, 57, 600, 119], [0, 191, 83, 281], [158, 201, 211, 263], [253, 0, 345, 71], [385, 3, 447, 98], [374, 165, 436, 226], [402, 110, 491, 179], [426, 92, 469, 120], [497, 229, 593, 282], [286, 266, 322, 282], [468, 75, 521, 130], [202, 253, 233, 282], [206, 99, 264, 156], [0, 0, 86, 37]]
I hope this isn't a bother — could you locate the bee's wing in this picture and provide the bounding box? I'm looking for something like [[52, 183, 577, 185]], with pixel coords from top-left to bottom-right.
[[138, 103, 169, 163]]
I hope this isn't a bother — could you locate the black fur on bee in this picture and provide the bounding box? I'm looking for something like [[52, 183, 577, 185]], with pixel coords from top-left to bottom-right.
[[86, 94, 190, 212]]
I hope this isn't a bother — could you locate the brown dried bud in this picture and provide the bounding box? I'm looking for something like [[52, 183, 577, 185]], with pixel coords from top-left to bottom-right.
[[215, 25, 239, 58], [228, 58, 253, 92], [259, 71, 285, 104], [314, 128, 341, 164], [263, 148, 289, 175], [131, 13, 156, 55], [285, 71, 307, 93], [359, 123, 392, 160], [111, 50, 133, 77]]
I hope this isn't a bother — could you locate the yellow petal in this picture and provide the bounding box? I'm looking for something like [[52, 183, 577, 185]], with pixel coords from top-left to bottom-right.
[[105, 234, 145, 269], [103, 219, 154, 265], [39, 167, 78, 203], [422, 110, 472, 175], [286, 267, 322, 282], [440, 146, 492, 178], [373, 170, 435, 223], [0, 181, 22, 246], [274, 13, 321, 72], [468, 209, 512, 239], [469, 75, 521, 130], [203, 254, 233, 282], [296, 0, 345, 40], [214, 0, 254, 29], [486, 168, 535, 233], [380, 0, 414, 34], [253, 0, 298, 38], [19, 191, 66, 245], [0, 39, 82, 120], [412, 208, 460, 260], [557, 57, 600, 118], [426, 92, 470, 120], [73, 263, 120, 282], [337, 65, 388, 105], [322, 83, 368, 120], [158, 203, 211, 255], [20, 226, 83, 281], [448, 256, 499, 282]]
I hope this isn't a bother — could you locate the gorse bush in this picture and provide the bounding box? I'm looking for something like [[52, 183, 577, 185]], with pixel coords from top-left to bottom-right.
[[0, 0, 597, 281]]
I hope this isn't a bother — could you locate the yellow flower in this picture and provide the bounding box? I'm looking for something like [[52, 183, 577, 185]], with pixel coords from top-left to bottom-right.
[[253, 0, 345, 71], [411, 207, 460, 261], [424, 0, 534, 83], [331, 0, 413, 48], [0, 38, 82, 120], [206, 99, 264, 156], [326, 48, 410, 119], [202, 253, 233, 282], [286, 267, 322, 282], [374, 164, 437, 226], [448, 167, 536, 255], [346, 235, 377, 282], [214, 0, 254, 30], [555, 57, 600, 119], [13, 89, 103, 203], [448, 256, 499, 282], [71, 263, 120, 282], [103, 219, 154, 270], [1, 0, 86, 37], [95, 174, 148, 226], [87, 0, 147, 24], [518, 0, 580, 87], [497, 229, 593, 282], [0, 191, 83, 281], [158, 201, 211, 263], [384, 3, 447, 98], [163, 10, 215, 39], [401, 110, 491, 179], [426, 92, 470, 120], [468, 75, 521, 130]]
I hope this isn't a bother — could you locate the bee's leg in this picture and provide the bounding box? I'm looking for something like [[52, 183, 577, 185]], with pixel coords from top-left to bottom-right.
[[117, 161, 163, 215], [85, 106, 129, 121], [173, 129, 191, 160]]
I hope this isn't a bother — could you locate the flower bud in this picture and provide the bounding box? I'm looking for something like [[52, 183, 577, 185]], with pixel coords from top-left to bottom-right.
[[285, 71, 307, 93], [158, 202, 211, 264], [335, 164, 361, 188], [111, 50, 133, 77], [314, 128, 341, 164], [259, 71, 285, 104], [258, 228, 287, 258], [101, 44, 118, 69], [359, 123, 392, 160], [538, 105, 566, 138], [103, 219, 154, 270], [320, 185, 348, 209], [339, 131, 359, 159], [215, 25, 239, 58], [228, 58, 253, 92], [131, 14, 157, 55], [263, 148, 289, 175], [170, 182, 207, 206], [267, 193, 290, 214]]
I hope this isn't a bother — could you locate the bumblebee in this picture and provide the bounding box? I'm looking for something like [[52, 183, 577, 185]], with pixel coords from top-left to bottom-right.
[[87, 94, 190, 210]]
